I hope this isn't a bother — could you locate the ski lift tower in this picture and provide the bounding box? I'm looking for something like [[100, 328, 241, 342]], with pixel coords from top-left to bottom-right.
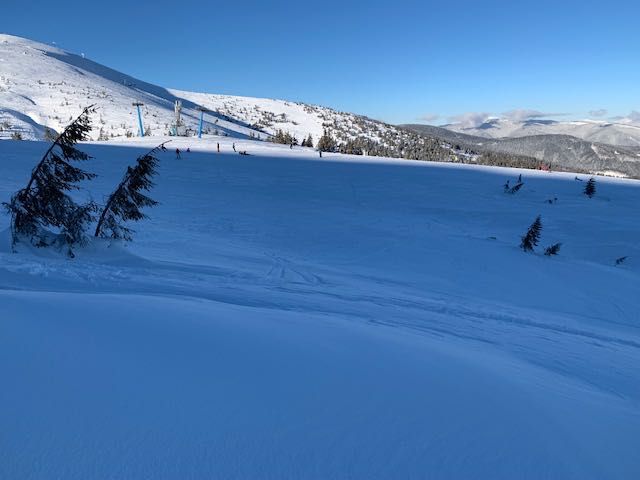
[[171, 100, 187, 136], [132, 102, 144, 137], [196, 106, 209, 139]]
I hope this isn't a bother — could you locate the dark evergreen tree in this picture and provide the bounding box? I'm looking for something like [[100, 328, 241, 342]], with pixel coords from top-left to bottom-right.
[[316, 129, 336, 152], [544, 243, 562, 256], [270, 129, 298, 145], [3, 106, 97, 256], [507, 182, 524, 194], [615, 256, 628, 266], [94, 142, 162, 241], [305, 133, 313, 148], [520, 215, 542, 252], [584, 177, 596, 198]]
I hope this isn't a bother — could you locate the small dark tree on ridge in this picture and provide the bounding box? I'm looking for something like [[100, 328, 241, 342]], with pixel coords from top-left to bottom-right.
[[94, 142, 163, 241], [584, 177, 596, 198], [520, 215, 542, 252], [544, 243, 562, 256]]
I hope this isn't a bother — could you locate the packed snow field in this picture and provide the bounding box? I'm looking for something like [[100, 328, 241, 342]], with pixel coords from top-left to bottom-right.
[[1, 136, 640, 479]]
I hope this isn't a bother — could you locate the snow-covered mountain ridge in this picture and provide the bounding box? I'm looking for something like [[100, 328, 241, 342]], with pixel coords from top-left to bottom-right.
[[0, 33, 306, 141], [443, 116, 640, 147], [404, 124, 640, 179], [0, 34, 416, 149], [4, 34, 555, 171]]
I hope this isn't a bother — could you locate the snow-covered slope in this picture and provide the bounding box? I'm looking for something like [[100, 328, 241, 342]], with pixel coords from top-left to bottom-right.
[[444, 117, 640, 147], [1, 136, 639, 478], [170, 89, 397, 144], [0, 34, 398, 146], [0, 34, 271, 141], [8, 33, 634, 176]]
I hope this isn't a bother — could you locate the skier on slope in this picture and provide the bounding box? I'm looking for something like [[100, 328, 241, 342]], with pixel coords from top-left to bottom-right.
[[176, 148, 181, 159], [217, 143, 220, 153], [187, 147, 191, 153]]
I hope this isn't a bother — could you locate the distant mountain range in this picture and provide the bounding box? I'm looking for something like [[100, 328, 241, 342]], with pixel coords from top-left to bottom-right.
[[440, 117, 640, 147], [402, 124, 640, 179]]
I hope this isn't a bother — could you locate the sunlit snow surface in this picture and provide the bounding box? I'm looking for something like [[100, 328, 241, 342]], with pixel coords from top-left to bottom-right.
[[1, 137, 639, 479]]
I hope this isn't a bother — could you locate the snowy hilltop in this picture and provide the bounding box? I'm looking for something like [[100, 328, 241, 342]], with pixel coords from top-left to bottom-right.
[[0, 33, 542, 170], [0, 34, 412, 145]]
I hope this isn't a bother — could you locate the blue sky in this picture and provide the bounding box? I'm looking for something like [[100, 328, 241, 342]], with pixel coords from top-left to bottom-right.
[[3, 0, 639, 124]]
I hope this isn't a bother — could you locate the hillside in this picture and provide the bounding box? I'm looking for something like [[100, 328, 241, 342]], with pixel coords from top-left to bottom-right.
[[0, 34, 266, 141], [404, 124, 640, 178], [0, 34, 416, 144], [1, 33, 544, 169], [1, 135, 640, 478]]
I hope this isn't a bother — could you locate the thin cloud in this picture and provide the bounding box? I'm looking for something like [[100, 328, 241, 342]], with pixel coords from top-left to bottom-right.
[[502, 109, 568, 122], [588, 109, 608, 118], [628, 111, 640, 122], [448, 112, 492, 128], [418, 114, 440, 123]]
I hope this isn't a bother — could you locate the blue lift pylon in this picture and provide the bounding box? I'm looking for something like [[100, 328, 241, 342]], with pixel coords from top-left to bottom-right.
[[132, 102, 144, 137], [196, 106, 209, 139]]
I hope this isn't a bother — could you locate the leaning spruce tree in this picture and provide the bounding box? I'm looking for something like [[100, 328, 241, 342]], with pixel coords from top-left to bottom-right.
[[584, 177, 596, 198], [94, 142, 162, 241], [3, 106, 97, 256], [520, 215, 542, 252]]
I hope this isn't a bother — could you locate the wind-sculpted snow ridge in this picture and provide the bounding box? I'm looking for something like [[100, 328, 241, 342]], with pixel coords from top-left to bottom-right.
[[1, 137, 639, 479]]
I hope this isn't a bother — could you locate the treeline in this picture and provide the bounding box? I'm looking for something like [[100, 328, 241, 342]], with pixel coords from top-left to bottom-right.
[[269, 129, 314, 147], [311, 126, 546, 171]]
